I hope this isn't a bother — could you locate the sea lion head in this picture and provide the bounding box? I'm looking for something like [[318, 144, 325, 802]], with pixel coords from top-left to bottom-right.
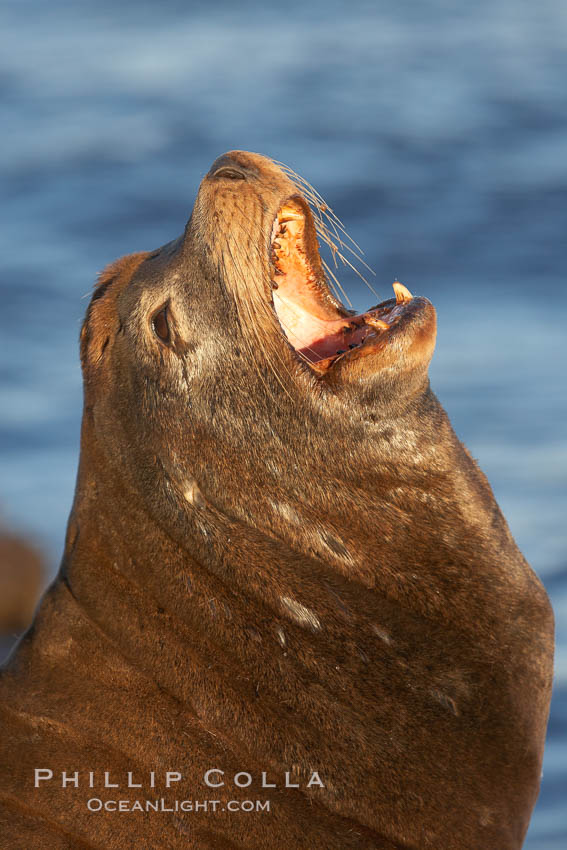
[[79, 151, 442, 537]]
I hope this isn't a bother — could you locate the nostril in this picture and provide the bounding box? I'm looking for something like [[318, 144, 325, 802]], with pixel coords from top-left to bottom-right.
[[212, 165, 246, 180], [207, 154, 253, 181]]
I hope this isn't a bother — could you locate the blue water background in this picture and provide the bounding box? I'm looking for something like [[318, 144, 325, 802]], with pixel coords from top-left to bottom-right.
[[1, 1, 566, 845]]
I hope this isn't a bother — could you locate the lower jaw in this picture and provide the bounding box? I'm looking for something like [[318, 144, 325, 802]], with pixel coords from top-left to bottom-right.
[[274, 282, 415, 371], [317, 296, 438, 385], [296, 299, 410, 365]]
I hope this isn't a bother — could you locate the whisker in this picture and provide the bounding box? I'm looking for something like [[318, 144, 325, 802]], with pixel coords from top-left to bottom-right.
[[228, 216, 329, 367], [321, 260, 353, 308], [224, 226, 296, 400], [272, 158, 380, 301], [273, 161, 366, 255], [217, 162, 383, 389]]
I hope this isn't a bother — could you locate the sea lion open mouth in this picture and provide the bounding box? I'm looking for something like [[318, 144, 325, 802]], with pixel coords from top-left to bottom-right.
[[197, 150, 436, 392], [269, 196, 423, 375]]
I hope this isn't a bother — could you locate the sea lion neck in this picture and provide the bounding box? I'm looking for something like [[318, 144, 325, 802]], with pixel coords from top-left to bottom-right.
[[66, 377, 517, 626]]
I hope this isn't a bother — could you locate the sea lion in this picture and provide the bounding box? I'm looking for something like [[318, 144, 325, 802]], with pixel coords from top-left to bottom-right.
[[0, 151, 554, 849]]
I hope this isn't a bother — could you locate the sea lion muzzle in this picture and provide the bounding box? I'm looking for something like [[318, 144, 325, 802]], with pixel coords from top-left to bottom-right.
[[194, 150, 438, 399]]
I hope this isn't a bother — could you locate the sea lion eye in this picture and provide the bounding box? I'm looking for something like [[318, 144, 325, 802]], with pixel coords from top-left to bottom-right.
[[152, 305, 170, 344], [213, 166, 246, 180]]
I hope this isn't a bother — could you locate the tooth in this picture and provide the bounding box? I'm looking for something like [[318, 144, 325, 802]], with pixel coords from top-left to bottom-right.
[[392, 280, 413, 304], [278, 211, 302, 222], [366, 316, 390, 330]]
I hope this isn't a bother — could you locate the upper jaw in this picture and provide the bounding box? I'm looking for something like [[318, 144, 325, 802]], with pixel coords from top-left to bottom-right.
[[268, 195, 421, 376]]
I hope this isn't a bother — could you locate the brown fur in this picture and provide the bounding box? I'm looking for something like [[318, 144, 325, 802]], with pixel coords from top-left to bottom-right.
[[0, 151, 554, 849]]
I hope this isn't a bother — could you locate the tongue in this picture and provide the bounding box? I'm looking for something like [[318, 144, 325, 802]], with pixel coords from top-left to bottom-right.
[[272, 289, 353, 361], [272, 290, 389, 363], [296, 323, 370, 362]]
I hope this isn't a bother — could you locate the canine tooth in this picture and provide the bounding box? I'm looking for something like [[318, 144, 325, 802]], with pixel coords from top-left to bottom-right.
[[366, 316, 390, 330], [392, 280, 413, 304]]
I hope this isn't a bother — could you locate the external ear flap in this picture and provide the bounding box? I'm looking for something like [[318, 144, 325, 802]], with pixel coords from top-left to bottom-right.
[[79, 319, 92, 368], [80, 251, 149, 371]]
